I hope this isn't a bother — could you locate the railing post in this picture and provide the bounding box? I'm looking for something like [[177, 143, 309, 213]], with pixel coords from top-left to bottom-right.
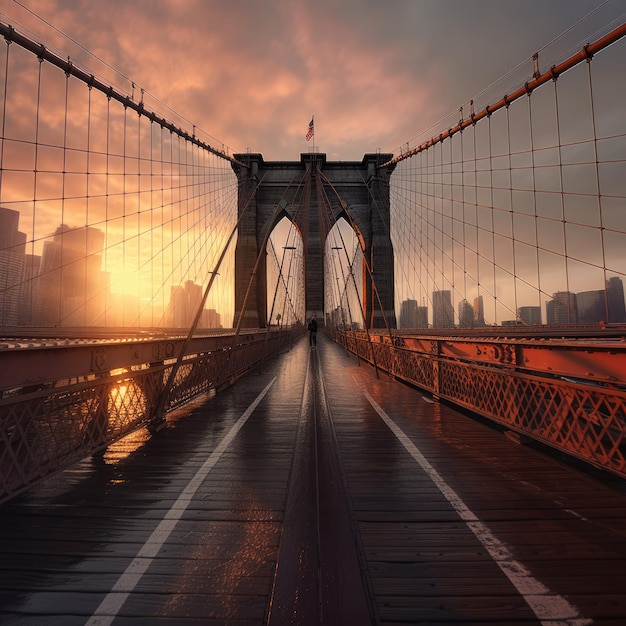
[[431, 340, 441, 397]]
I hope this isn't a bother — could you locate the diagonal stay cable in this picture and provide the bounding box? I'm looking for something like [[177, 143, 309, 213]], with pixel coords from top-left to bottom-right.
[[149, 172, 269, 431]]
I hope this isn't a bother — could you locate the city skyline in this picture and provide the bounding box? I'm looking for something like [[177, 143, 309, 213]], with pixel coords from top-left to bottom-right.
[[397, 278, 626, 329], [0, 206, 226, 329], [4, 194, 626, 330]]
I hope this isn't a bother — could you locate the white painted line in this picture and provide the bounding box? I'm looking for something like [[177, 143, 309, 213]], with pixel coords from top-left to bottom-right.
[[362, 388, 592, 626], [85, 377, 277, 626]]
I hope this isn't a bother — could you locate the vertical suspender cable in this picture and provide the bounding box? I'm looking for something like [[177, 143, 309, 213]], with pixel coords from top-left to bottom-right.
[[85, 82, 92, 326], [0, 42, 7, 324], [59, 65, 69, 325], [122, 103, 128, 326], [29, 53, 43, 325], [182, 135, 189, 290], [0, 38, 8, 202], [104, 94, 111, 326], [472, 122, 480, 324], [159, 126, 165, 324], [505, 101, 518, 324], [488, 114, 497, 324], [175, 134, 182, 292], [528, 87, 543, 314], [586, 57, 609, 320], [553, 78, 570, 321], [169, 130, 174, 318], [150, 119, 155, 326], [424, 147, 429, 303], [445, 137, 452, 315], [456, 125, 462, 317], [136, 108, 142, 323]]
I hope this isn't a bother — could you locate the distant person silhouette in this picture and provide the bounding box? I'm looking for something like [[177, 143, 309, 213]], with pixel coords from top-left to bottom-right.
[[307, 316, 318, 348]]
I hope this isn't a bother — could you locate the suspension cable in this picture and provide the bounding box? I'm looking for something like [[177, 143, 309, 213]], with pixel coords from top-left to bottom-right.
[[383, 21, 626, 169], [151, 172, 269, 428]]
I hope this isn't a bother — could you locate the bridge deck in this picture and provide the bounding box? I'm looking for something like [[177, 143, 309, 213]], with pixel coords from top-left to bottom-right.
[[0, 335, 625, 624]]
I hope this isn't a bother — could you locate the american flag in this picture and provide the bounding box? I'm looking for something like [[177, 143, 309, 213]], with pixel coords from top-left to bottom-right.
[[305, 117, 314, 141]]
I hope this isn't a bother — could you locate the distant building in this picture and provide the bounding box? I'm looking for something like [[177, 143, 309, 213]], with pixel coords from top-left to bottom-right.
[[38, 224, 106, 326], [458, 299, 474, 328], [166, 286, 186, 327], [546, 291, 577, 325], [18, 254, 42, 326], [577, 289, 605, 324], [518, 305, 541, 325], [399, 299, 428, 328], [165, 280, 221, 328], [606, 277, 626, 323], [473, 295, 485, 326], [0, 207, 26, 326], [573, 277, 625, 325], [432, 290, 454, 328], [203, 308, 221, 329]]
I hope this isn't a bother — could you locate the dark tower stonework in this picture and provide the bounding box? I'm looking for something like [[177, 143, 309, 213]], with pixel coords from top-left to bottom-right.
[[231, 152, 396, 329]]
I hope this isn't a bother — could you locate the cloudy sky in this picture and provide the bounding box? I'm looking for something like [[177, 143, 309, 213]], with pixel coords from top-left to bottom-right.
[[1, 0, 623, 162]]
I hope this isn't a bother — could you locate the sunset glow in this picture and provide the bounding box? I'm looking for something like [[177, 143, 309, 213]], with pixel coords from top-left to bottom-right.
[[0, 1, 624, 330]]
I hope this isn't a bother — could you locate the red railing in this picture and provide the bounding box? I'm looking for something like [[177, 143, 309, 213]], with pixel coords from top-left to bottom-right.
[[333, 329, 626, 478], [0, 329, 299, 503]]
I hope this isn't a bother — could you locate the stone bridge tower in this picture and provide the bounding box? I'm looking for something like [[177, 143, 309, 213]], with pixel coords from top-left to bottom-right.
[[231, 152, 396, 329]]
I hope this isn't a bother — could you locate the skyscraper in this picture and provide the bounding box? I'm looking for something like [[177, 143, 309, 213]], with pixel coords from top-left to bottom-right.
[[38, 224, 106, 326], [546, 291, 577, 325], [399, 299, 428, 328], [165, 280, 221, 328], [473, 295, 485, 326], [18, 254, 42, 326], [458, 299, 474, 328], [576, 289, 605, 324], [433, 290, 455, 328], [518, 305, 542, 325], [606, 277, 626, 323], [0, 207, 27, 327]]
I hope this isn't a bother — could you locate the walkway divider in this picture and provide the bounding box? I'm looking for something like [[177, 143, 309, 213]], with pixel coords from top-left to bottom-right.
[[85, 377, 277, 626], [360, 383, 592, 626]]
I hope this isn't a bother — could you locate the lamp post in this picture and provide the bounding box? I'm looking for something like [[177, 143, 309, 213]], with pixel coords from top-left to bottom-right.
[[331, 247, 344, 327], [271, 246, 295, 328]]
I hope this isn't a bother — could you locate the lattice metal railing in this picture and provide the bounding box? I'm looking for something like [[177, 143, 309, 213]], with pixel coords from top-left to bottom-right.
[[334, 330, 626, 477], [0, 329, 297, 503]]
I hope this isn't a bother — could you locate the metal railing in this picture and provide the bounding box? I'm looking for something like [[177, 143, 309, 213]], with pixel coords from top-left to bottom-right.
[[333, 329, 626, 478], [0, 328, 299, 503]]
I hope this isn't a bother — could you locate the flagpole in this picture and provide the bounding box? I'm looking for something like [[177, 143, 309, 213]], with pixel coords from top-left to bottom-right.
[[306, 115, 315, 150]]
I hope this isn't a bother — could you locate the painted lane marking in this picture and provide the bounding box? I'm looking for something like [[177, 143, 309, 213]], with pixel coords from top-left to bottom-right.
[[85, 377, 277, 626], [362, 388, 592, 626]]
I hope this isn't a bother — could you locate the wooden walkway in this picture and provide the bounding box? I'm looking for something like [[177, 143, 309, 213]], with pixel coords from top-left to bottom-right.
[[0, 334, 625, 624]]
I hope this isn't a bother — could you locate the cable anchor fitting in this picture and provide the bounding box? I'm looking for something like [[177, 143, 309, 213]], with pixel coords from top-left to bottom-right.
[[532, 52, 540, 79]]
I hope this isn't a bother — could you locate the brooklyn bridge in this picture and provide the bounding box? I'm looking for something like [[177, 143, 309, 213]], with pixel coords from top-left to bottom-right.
[[1, 10, 626, 625]]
